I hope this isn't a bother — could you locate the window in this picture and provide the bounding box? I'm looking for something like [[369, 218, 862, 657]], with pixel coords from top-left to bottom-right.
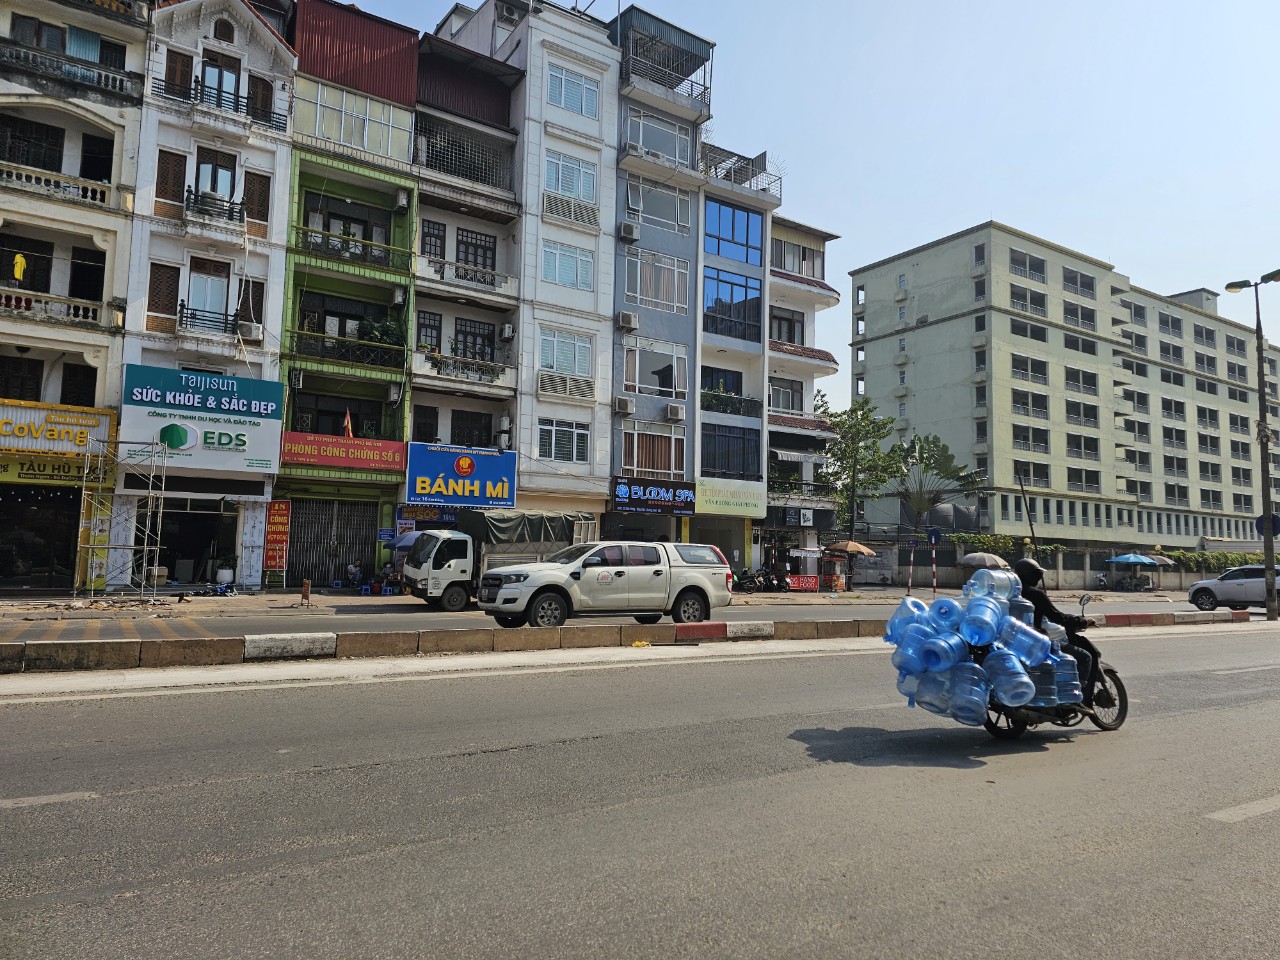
[[1010, 286, 1047, 317], [538, 417, 589, 462], [539, 328, 592, 377], [420, 220, 445, 259], [1064, 301, 1096, 330], [548, 63, 599, 118], [212, 17, 235, 43], [701, 423, 761, 480], [58, 363, 96, 407], [771, 238, 824, 279], [1232, 466, 1253, 487], [1121, 300, 1147, 326], [1231, 439, 1252, 461], [1063, 267, 1095, 299], [1164, 455, 1188, 477], [625, 106, 688, 162], [1068, 468, 1101, 493], [1162, 398, 1186, 421], [453, 317, 495, 362], [0, 114, 64, 173], [975, 384, 987, 407], [1227, 361, 1249, 383], [1126, 450, 1152, 472], [975, 420, 988, 443], [154, 150, 187, 206], [1012, 424, 1050, 453], [1230, 413, 1250, 435], [625, 176, 691, 233], [292, 78, 414, 160], [1158, 312, 1183, 337], [416, 311, 441, 352], [187, 256, 230, 316], [1009, 249, 1046, 282], [1010, 355, 1047, 383], [898, 306, 907, 321], [1201, 462, 1222, 483], [1065, 368, 1098, 395], [898, 402, 906, 417], [1199, 433, 1221, 456], [1226, 334, 1248, 358], [1229, 385, 1249, 403], [625, 250, 690, 314], [1011, 389, 1049, 419], [1064, 333, 1097, 356], [1234, 493, 1254, 513], [621, 419, 686, 480], [770, 307, 804, 345], [1194, 323, 1217, 347], [624, 336, 686, 399], [1162, 426, 1187, 449], [856, 284, 866, 305], [241, 171, 270, 223], [1125, 331, 1148, 354], [1010, 318, 1047, 341], [455, 229, 497, 284], [1196, 378, 1219, 396], [1159, 341, 1184, 365], [1067, 434, 1100, 460], [1121, 358, 1149, 378], [298, 292, 395, 346], [545, 149, 597, 203], [1164, 483, 1190, 506], [1201, 489, 1223, 511], [541, 240, 593, 290], [769, 377, 803, 412], [1197, 407, 1220, 428], [147, 262, 181, 316], [451, 410, 493, 448], [975, 349, 987, 372], [1125, 390, 1151, 414], [1123, 419, 1150, 443], [899, 370, 906, 385], [704, 199, 763, 265], [200, 50, 241, 111], [974, 278, 986, 302], [974, 314, 986, 332], [1126, 480, 1153, 503], [291, 393, 383, 438], [195, 146, 235, 198], [703, 268, 762, 342], [973, 243, 986, 267], [1194, 351, 1218, 375], [898, 337, 907, 352], [1013, 461, 1051, 487], [302, 192, 393, 263], [1160, 369, 1184, 388], [898, 274, 906, 289]]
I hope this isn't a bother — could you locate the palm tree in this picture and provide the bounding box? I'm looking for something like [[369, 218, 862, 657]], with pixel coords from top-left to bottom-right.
[[890, 434, 987, 533]]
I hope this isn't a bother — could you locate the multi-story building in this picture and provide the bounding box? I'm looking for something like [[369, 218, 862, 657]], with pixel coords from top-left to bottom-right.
[[851, 221, 1278, 566], [113, 0, 295, 589], [0, 0, 148, 591]]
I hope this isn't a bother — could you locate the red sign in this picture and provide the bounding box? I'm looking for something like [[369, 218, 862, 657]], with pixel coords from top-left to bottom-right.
[[789, 574, 820, 592], [265, 500, 290, 572], [280, 432, 406, 471]]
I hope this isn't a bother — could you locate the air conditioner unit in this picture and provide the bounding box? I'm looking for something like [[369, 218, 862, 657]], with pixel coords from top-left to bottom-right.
[[616, 310, 639, 332], [497, 432, 510, 451], [624, 141, 643, 158], [500, 323, 516, 341], [393, 286, 407, 306], [618, 222, 639, 245], [498, 3, 520, 23], [394, 188, 410, 213], [665, 402, 685, 422], [236, 321, 263, 342], [498, 414, 512, 432], [614, 396, 635, 416]]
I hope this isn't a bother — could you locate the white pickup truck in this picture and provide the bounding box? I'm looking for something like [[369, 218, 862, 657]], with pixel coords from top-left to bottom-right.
[[477, 541, 733, 628]]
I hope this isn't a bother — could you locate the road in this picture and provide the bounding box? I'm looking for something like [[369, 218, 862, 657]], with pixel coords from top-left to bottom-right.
[[2, 624, 1278, 959]]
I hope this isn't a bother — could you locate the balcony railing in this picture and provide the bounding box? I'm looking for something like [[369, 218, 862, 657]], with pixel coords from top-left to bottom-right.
[[151, 78, 288, 133], [768, 479, 837, 500], [699, 143, 781, 199], [177, 302, 238, 335], [702, 313, 762, 344], [0, 38, 141, 98], [420, 351, 515, 389], [186, 187, 244, 223], [700, 390, 763, 418], [292, 329, 405, 370], [412, 114, 513, 191], [421, 257, 519, 298], [0, 160, 113, 207], [0, 286, 103, 325], [621, 53, 711, 106], [293, 224, 412, 273], [68, 0, 150, 24]]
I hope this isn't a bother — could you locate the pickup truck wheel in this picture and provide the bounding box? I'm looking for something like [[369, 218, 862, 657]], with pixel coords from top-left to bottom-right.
[[439, 584, 469, 613], [495, 615, 523, 629], [634, 614, 662, 625], [1191, 589, 1218, 611], [671, 590, 709, 624], [527, 592, 569, 628]]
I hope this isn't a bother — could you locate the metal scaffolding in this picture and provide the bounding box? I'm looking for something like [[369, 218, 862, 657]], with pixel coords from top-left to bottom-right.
[[76, 438, 168, 599]]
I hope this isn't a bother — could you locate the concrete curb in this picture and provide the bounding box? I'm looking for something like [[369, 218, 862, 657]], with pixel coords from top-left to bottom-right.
[[0, 610, 1247, 675]]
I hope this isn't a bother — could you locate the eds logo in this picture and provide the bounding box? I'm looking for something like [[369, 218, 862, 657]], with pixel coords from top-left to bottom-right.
[[157, 422, 198, 451]]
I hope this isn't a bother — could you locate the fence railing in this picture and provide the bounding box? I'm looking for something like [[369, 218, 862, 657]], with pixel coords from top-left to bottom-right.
[[0, 286, 103, 325], [768, 480, 837, 499], [151, 77, 288, 132], [186, 187, 244, 222], [0, 160, 113, 206], [621, 54, 711, 105], [292, 329, 405, 370], [178, 302, 238, 335], [421, 257, 519, 298], [418, 351, 516, 389], [702, 313, 762, 344], [294, 224, 412, 272], [0, 38, 141, 97], [700, 390, 763, 417]]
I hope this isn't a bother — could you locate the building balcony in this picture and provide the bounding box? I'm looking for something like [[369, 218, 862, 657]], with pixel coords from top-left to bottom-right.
[[0, 38, 142, 101], [699, 143, 782, 207], [176, 302, 238, 337], [0, 159, 120, 211], [767, 479, 839, 506], [769, 412, 837, 439], [418, 257, 519, 310], [702, 313, 762, 351], [289, 329, 406, 373], [612, 10, 712, 124], [292, 224, 412, 275], [700, 390, 763, 418], [413, 113, 519, 223], [617, 142, 707, 191], [0, 285, 113, 330], [767, 339, 839, 376], [53, 0, 150, 28], [151, 78, 288, 134], [768, 269, 840, 309], [412, 349, 516, 400]]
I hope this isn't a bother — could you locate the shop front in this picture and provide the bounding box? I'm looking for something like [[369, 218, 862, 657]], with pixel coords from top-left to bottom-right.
[[754, 505, 839, 590], [113, 365, 283, 589], [690, 477, 767, 572], [601, 476, 695, 543], [0, 399, 115, 593]]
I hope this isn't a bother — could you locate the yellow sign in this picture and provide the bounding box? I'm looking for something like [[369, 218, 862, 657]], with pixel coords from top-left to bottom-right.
[[0, 454, 109, 486], [0, 399, 115, 458], [695, 477, 767, 519]]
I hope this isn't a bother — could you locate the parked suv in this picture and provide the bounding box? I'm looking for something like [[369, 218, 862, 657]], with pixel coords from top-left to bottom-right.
[[1188, 565, 1270, 610]]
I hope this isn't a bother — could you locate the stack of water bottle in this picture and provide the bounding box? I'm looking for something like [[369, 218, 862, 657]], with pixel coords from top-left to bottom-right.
[[886, 569, 1083, 726]]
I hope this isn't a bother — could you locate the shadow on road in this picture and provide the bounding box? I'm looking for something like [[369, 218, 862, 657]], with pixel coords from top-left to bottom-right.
[[788, 724, 1080, 769]]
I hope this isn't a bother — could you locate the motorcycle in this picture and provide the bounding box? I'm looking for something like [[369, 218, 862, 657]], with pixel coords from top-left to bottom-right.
[[734, 568, 761, 594], [756, 568, 792, 593]]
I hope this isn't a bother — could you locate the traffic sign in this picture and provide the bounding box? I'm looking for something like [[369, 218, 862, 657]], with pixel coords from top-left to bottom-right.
[[927, 527, 941, 546], [908, 539, 919, 548], [1256, 514, 1280, 537]]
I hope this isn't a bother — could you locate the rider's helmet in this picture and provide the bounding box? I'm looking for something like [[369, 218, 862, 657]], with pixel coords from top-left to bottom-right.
[[1013, 557, 1045, 591]]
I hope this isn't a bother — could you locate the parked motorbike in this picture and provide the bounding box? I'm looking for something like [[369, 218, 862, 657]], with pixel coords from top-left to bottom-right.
[[755, 568, 792, 593], [734, 568, 761, 593]]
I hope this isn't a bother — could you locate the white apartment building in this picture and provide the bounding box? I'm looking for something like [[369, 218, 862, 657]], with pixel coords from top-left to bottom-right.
[[851, 221, 1279, 558]]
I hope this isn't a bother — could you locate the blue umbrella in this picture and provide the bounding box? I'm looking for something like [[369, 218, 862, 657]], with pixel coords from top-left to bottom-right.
[[1107, 553, 1156, 565], [386, 530, 425, 551]]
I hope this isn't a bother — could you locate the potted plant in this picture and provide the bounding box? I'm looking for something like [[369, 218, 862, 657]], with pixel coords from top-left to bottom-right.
[[215, 555, 237, 584]]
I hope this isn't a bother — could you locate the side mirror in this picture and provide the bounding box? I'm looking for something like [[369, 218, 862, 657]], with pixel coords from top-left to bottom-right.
[[583, 556, 603, 568], [1080, 593, 1093, 613]]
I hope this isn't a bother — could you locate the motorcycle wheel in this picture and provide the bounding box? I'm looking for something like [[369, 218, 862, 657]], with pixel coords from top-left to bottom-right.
[[737, 581, 756, 594], [983, 706, 1028, 740], [1088, 667, 1128, 730]]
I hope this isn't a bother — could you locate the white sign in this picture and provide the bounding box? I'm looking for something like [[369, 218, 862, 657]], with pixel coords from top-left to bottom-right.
[[695, 477, 767, 519]]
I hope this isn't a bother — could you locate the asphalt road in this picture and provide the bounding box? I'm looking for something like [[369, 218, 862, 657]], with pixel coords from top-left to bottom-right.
[[2, 623, 1279, 959]]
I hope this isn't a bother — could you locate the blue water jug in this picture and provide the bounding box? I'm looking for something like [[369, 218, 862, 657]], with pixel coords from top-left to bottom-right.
[[927, 597, 965, 633], [1054, 649, 1083, 703], [983, 650, 1036, 707], [891, 623, 934, 675], [967, 569, 1022, 600], [960, 596, 1004, 646], [896, 671, 919, 707], [886, 596, 930, 643], [920, 630, 969, 673], [1027, 662, 1058, 707], [1043, 621, 1068, 646], [948, 663, 990, 726], [995, 617, 1053, 667], [914, 670, 952, 715], [1008, 596, 1035, 626]]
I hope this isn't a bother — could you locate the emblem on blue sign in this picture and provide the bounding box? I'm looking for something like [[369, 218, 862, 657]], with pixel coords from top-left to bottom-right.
[[615, 482, 631, 501]]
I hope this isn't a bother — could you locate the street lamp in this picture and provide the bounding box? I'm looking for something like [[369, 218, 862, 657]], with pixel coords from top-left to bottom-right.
[[1224, 268, 1280, 621]]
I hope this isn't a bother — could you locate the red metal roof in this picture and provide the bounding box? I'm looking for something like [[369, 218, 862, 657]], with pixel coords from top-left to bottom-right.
[[769, 413, 835, 433], [295, 0, 419, 107], [770, 268, 840, 296], [768, 339, 839, 365]]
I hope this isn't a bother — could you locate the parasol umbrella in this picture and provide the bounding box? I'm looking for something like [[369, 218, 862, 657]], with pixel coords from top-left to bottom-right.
[[825, 540, 877, 557], [386, 530, 426, 551], [957, 552, 1010, 569], [1148, 555, 1176, 566], [1107, 554, 1156, 565]]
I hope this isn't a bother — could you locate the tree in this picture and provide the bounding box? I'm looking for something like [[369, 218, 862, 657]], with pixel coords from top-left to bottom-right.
[[889, 434, 987, 533], [814, 393, 897, 536]]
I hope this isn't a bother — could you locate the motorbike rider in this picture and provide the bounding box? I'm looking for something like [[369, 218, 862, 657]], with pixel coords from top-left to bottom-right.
[[1012, 558, 1100, 709]]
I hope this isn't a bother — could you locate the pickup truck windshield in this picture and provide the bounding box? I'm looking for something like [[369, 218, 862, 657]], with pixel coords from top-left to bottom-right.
[[405, 533, 440, 566], [544, 543, 597, 564]]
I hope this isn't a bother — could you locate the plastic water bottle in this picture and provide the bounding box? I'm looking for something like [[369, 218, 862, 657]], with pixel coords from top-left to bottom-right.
[[896, 671, 920, 707], [1043, 621, 1068, 645], [886, 596, 930, 643], [1054, 649, 1083, 703], [927, 597, 965, 633], [891, 623, 933, 675], [960, 596, 1005, 646], [983, 650, 1036, 707], [948, 663, 990, 726], [967, 569, 1022, 600], [1009, 596, 1035, 626], [1027, 662, 1058, 707], [995, 617, 1053, 667], [914, 670, 952, 715], [920, 630, 970, 673]]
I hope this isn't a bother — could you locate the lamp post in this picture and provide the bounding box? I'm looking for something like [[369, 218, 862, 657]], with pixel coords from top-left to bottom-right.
[[1225, 269, 1280, 622]]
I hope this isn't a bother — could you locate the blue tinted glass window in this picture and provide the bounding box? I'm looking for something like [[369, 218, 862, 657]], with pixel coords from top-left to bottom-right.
[[704, 199, 762, 265]]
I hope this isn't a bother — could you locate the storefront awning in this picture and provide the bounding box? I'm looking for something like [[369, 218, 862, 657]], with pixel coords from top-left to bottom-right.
[[772, 451, 828, 465]]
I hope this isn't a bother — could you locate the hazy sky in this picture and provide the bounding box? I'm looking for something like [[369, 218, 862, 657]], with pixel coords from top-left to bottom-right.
[[380, 0, 1280, 411]]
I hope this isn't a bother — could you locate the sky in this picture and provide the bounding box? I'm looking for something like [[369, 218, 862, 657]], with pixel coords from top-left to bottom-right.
[[379, 0, 1280, 412]]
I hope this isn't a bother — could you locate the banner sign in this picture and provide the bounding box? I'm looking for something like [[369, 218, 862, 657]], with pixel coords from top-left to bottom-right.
[[695, 477, 767, 519], [789, 574, 820, 592], [281, 432, 406, 472], [397, 504, 459, 524], [405, 442, 516, 508], [0, 399, 114, 458], [120, 365, 283, 473], [611, 476, 695, 515], [264, 500, 290, 571]]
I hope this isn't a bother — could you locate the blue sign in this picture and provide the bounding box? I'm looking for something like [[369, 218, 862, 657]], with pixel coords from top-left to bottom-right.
[[406, 442, 516, 508], [1256, 514, 1280, 537], [611, 476, 696, 516], [377, 527, 395, 542], [928, 527, 941, 546], [908, 539, 920, 548]]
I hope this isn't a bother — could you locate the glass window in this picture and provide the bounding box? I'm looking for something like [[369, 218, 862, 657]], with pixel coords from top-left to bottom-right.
[[625, 107, 691, 164], [541, 240, 594, 290], [420, 220, 445, 259], [548, 63, 599, 118], [621, 419, 686, 480], [625, 175, 691, 233], [769, 377, 803, 411], [416, 311, 442, 351], [704, 199, 763, 265], [770, 307, 804, 345], [624, 336, 687, 399], [625, 250, 689, 314], [700, 423, 761, 480], [292, 78, 413, 161], [540, 329, 593, 377], [538, 417, 590, 463], [702, 268, 762, 342], [451, 409, 493, 448], [545, 150, 597, 203]]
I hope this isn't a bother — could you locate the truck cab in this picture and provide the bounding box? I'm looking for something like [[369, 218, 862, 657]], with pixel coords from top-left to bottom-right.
[[402, 530, 474, 612]]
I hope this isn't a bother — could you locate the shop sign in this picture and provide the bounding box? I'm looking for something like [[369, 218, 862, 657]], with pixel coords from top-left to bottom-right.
[[695, 477, 767, 519], [281, 432, 406, 472], [397, 518, 417, 535], [790, 574, 820, 592], [120, 366, 284, 473], [264, 500, 290, 571], [405, 442, 516, 508], [611, 476, 695, 516], [0, 398, 114, 458], [378, 527, 395, 542], [397, 504, 459, 524], [0, 454, 109, 486]]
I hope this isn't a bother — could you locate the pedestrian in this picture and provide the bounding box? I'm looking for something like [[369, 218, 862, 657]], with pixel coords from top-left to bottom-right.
[[346, 559, 362, 586]]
